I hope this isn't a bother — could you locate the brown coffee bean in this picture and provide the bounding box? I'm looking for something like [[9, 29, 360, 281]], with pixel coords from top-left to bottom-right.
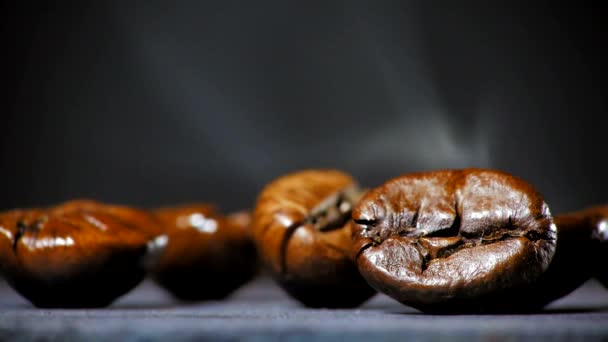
[[53, 199, 168, 270], [55, 199, 165, 238], [253, 169, 375, 308], [553, 205, 608, 289], [0, 204, 158, 308], [592, 206, 608, 287], [492, 204, 608, 309], [351, 169, 556, 313], [151, 204, 258, 301], [516, 205, 604, 308]]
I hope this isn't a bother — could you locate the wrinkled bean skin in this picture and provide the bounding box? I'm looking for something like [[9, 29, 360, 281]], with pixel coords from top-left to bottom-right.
[[518, 205, 607, 308], [151, 205, 258, 301], [0, 204, 157, 308], [253, 170, 375, 308], [351, 169, 557, 313]]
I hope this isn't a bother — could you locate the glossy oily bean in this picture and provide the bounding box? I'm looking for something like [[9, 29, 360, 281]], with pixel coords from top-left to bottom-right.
[[0, 206, 156, 308], [253, 169, 375, 308], [52, 199, 168, 269], [591, 206, 608, 287], [151, 205, 258, 301], [55, 199, 165, 238], [518, 205, 607, 308], [554, 205, 608, 288], [351, 169, 556, 313]]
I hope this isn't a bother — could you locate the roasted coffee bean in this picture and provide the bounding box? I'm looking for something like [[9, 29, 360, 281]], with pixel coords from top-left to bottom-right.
[[351, 169, 556, 313], [0, 205, 159, 308], [516, 205, 607, 308], [591, 206, 608, 287], [253, 169, 375, 308], [151, 204, 258, 301], [503, 204, 608, 308], [52, 199, 168, 269], [55, 199, 165, 238], [553, 205, 608, 289]]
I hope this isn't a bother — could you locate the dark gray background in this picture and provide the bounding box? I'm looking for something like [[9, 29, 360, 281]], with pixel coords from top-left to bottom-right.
[[3, 2, 607, 213]]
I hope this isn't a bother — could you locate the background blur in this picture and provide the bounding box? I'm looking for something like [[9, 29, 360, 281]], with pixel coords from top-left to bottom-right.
[[3, 2, 606, 214]]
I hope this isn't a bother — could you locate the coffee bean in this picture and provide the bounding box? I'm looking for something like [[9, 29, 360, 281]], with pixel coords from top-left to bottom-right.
[[55, 199, 165, 238], [151, 204, 258, 301], [253, 169, 375, 308], [552, 205, 608, 289], [514, 205, 607, 308], [351, 169, 556, 313], [593, 206, 608, 287], [0, 204, 158, 308]]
